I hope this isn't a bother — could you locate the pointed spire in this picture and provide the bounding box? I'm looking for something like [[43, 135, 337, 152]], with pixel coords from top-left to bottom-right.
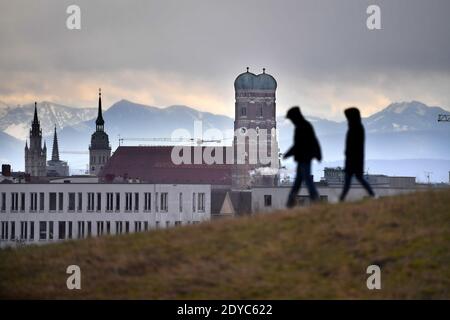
[[33, 102, 38, 124], [51, 125, 60, 161], [96, 88, 105, 131], [30, 101, 41, 137], [25, 140, 28, 150]]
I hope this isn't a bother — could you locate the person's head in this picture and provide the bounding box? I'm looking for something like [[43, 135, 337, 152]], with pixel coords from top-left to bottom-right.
[[286, 106, 304, 125], [344, 107, 362, 125]]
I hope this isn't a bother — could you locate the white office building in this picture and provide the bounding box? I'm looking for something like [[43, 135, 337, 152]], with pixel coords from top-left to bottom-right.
[[0, 183, 211, 247]]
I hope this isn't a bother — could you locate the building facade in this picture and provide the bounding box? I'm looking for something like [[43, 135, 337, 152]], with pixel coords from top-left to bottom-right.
[[24, 103, 47, 177], [46, 126, 69, 176], [89, 89, 111, 176], [0, 183, 211, 247]]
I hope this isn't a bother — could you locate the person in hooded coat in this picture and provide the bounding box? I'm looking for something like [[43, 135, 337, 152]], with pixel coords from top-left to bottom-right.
[[339, 107, 375, 201], [284, 106, 322, 207]]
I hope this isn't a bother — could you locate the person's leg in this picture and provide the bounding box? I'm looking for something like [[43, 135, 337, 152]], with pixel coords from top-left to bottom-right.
[[301, 161, 319, 201], [287, 164, 303, 207], [355, 173, 375, 197], [339, 172, 352, 201]]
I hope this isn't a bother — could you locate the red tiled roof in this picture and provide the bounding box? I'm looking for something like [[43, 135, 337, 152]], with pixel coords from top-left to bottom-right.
[[100, 146, 232, 185]]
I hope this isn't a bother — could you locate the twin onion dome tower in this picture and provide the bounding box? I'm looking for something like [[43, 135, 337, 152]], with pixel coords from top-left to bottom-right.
[[233, 67, 278, 187]]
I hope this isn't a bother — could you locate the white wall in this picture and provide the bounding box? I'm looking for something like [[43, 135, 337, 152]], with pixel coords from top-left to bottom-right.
[[0, 183, 211, 247], [251, 185, 421, 213]]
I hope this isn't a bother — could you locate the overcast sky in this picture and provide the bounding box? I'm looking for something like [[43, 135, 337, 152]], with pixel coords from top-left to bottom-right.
[[1, 0, 449, 120]]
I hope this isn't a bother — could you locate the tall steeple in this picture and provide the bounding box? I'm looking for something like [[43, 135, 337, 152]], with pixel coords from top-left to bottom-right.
[[89, 88, 111, 176], [51, 125, 60, 161], [96, 88, 104, 131], [31, 102, 42, 137], [25, 102, 47, 176]]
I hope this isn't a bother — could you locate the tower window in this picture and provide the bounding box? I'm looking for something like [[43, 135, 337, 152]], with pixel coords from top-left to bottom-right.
[[241, 107, 247, 117], [258, 106, 263, 117]]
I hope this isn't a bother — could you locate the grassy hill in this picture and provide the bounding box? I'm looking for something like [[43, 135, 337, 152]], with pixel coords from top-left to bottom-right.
[[1, 189, 449, 299]]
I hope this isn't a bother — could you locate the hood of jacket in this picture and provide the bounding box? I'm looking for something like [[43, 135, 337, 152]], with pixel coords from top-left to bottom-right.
[[286, 106, 305, 126], [344, 107, 362, 126]]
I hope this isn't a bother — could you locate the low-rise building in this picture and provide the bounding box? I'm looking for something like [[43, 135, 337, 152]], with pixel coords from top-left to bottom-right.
[[0, 183, 211, 247]]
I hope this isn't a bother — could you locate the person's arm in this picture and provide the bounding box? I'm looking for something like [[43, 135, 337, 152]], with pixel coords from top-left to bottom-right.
[[283, 146, 295, 159]]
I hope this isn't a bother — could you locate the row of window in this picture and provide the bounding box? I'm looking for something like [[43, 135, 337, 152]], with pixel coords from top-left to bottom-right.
[[0, 219, 200, 241], [0, 191, 206, 213], [239, 105, 275, 118], [90, 155, 108, 165]]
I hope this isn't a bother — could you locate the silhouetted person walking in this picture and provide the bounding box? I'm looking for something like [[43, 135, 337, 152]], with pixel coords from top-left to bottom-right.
[[284, 106, 322, 208], [339, 107, 375, 201]]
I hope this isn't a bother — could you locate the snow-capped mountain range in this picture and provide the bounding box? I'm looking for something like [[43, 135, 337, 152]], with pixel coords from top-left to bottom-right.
[[0, 101, 96, 141], [0, 100, 449, 181]]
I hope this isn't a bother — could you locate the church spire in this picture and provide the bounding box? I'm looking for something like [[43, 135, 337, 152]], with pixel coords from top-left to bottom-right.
[[31, 101, 42, 137], [33, 102, 39, 124], [96, 88, 105, 131], [51, 125, 60, 161]]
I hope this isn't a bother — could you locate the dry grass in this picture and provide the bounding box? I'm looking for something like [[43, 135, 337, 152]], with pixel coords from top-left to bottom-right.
[[0, 189, 449, 299]]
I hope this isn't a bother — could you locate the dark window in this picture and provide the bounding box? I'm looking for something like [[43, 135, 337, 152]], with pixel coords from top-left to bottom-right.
[[258, 106, 263, 117], [68, 222, 72, 239], [87, 222, 92, 237], [160, 193, 168, 212], [39, 221, 47, 240], [20, 193, 25, 211], [77, 193, 82, 211], [68, 193, 75, 211], [49, 221, 54, 240], [115, 193, 120, 211], [58, 221, 66, 240], [134, 193, 139, 211], [30, 221, 34, 240], [96, 193, 101, 211], [10, 221, 15, 240], [1, 193, 5, 211], [241, 107, 247, 117], [49, 193, 57, 211], [39, 193, 44, 211], [144, 193, 151, 211], [264, 195, 272, 207], [58, 193, 63, 211]]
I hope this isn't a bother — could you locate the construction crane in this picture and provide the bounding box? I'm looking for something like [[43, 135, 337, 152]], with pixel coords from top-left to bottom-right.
[[118, 137, 224, 146], [60, 150, 89, 155], [438, 114, 450, 122]]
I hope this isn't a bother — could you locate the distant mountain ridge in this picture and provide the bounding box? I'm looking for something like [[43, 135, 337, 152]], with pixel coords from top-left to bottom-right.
[[0, 101, 96, 141], [1, 100, 449, 181]]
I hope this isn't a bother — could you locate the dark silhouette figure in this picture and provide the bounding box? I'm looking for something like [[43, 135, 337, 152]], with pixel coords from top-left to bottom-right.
[[340, 107, 375, 201], [284, 106, 322, 207]]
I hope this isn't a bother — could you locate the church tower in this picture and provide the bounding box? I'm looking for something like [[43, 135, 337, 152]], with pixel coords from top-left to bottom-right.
[[46, 125, 69, 176], [89, 88, 111, 176], [232, 68, 279, 188], [25, 102, 47, 176]]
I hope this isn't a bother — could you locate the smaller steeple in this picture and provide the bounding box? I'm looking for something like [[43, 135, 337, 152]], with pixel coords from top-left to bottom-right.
[[51, 125, 60, 161], [96, 88, 105, 131], [25, 140, 28, 151]]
